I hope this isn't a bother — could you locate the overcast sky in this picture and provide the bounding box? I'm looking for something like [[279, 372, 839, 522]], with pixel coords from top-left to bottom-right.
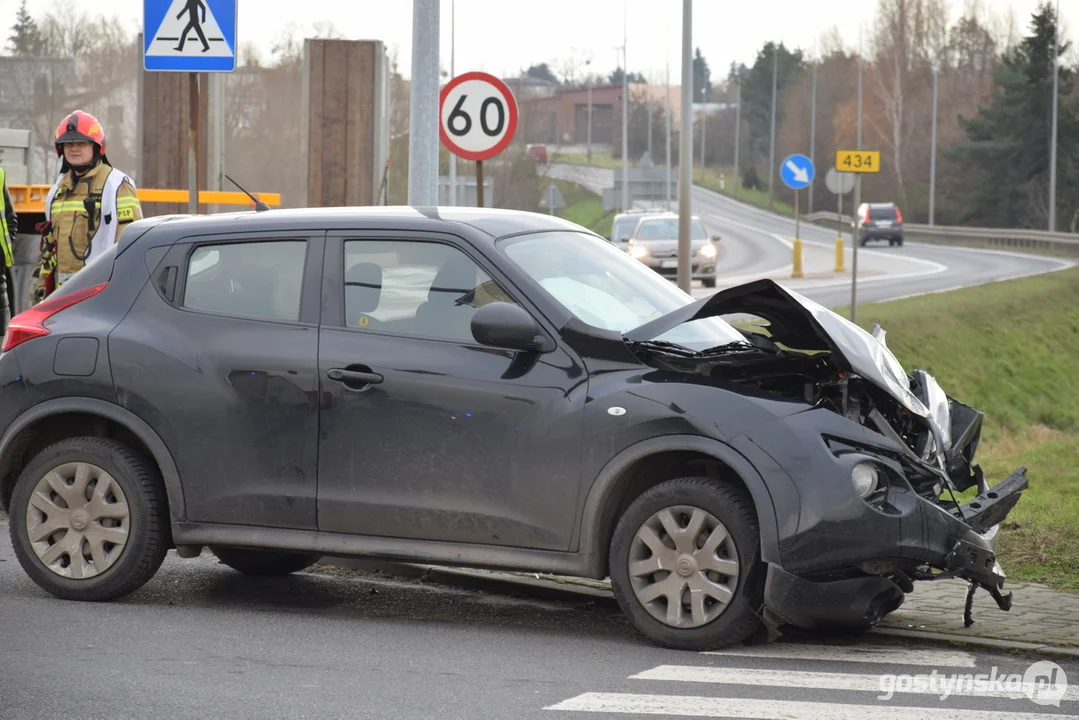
[[1, 0, 1068, 82]]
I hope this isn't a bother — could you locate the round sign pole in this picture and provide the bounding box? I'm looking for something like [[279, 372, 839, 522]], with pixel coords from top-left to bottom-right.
[[792, 189, 803, 279], [438, 71, 519, 209], [477, 159, 485, 208]]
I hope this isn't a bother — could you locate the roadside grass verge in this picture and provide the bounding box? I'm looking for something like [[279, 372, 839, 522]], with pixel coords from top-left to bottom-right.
[[836, 267, 1079, 589], [551, 180, 615, 238]]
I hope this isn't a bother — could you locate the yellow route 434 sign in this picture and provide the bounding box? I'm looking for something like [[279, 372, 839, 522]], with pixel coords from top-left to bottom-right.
[[835, 150, 881, 173]]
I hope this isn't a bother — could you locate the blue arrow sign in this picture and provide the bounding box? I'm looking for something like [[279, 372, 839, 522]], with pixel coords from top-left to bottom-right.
[[143, 0, 237, 72], [780, 153, 815, 191]]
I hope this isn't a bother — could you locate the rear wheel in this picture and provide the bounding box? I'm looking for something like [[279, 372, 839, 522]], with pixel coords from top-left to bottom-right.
[[609, 477, 764, 651], [210, 546, 321, 576], [8, 437, 169, 601]]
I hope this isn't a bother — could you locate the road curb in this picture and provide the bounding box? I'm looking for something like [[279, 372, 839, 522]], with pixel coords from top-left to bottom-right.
[[319, 558, 1079, 657]]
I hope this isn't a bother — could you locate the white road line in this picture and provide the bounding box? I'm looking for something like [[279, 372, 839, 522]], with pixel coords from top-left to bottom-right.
[[701, 644, 977, 668], [544, 692, 1070, 718], [630, 665, 1079, 702]]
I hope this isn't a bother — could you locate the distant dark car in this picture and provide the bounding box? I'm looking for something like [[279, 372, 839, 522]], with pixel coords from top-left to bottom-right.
[[0, 206, 1026, 650], [856, 202, 904, 246]]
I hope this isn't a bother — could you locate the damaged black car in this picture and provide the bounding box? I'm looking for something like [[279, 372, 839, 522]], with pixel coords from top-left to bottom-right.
[[0, 209, 1027, 651]]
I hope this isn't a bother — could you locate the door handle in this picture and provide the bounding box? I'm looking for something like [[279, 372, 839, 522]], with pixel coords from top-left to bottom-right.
[[327, 367, 384, 389]]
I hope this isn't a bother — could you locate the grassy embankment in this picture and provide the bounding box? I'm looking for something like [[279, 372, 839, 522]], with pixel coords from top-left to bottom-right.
[[837, 269, 1079, 590], [549, 179, 616, 238]]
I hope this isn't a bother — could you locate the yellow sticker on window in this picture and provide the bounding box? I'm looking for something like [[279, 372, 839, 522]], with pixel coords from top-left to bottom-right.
[[359, 316, 369, 327], [117, 206, 136, 222]]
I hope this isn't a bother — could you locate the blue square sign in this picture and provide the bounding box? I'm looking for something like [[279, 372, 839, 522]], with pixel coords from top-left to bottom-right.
[[143, 0, 237, 72]]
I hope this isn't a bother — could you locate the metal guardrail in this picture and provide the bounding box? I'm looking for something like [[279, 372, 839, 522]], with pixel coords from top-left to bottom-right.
[[803, 211, 1079, 254]]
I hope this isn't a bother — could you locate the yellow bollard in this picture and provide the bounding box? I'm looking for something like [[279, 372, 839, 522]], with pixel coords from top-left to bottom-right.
[[834, 235, 846, 272], [792, 236, 805, 279]]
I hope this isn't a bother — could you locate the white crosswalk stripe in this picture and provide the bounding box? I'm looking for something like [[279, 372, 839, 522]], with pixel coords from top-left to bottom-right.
[[544, 643, 1076, 718], [546, 693, 1072, 719], [702, 644, 979, 668]]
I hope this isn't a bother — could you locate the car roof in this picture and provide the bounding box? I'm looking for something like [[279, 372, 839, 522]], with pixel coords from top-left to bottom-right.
[[121, 206, 597, 254]]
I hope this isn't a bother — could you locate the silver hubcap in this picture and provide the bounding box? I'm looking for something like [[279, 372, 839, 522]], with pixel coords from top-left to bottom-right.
[[628, 505, 740, 629], [24, 462, 131, 579]]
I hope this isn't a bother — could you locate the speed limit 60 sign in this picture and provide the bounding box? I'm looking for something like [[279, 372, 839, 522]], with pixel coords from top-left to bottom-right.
[[439, 71, 519, 162]]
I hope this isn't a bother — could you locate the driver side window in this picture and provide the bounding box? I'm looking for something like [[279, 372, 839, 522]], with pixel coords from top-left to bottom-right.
[[343, 239, 517, 343]]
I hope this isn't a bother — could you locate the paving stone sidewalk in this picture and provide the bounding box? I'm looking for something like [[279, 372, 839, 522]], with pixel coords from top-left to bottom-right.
[[876, 577, 1079, 648]]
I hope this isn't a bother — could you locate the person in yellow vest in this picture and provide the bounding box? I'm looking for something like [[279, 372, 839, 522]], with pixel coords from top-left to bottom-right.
[[1, 166, 17, 330], [36, 110, 142, 300]]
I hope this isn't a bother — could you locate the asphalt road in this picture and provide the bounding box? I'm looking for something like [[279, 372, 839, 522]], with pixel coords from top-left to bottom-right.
[[2, 518, 1077, 720], [545, 164, 1074, 307]]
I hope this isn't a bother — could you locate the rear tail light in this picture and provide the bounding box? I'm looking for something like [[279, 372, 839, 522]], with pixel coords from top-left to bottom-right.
[[895, 207, 903, 222], [1, 282, 108, 353], [863, 208, 871, 224]]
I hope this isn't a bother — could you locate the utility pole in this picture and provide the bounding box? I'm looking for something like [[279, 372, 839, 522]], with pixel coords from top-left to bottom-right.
[[700, 87, 707, 171], [809, 48, 817, 214], [620, 1, 630, 213], [408, 0, 440, 206], [851, 26, 864, 324], [677, 0, 693, 293], [733, 76, 741, 193], [586, 58, 593, 162], [929, 8, 940, 225], [647, 76, 653, 160], [767, 46, 778, 206], [666, 58, 672, 209], [1049, 0, 1060, 231], [447, 0, 456, 205]]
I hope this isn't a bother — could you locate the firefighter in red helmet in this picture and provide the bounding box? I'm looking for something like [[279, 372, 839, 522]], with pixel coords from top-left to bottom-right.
[[35, 110, 142, 300]]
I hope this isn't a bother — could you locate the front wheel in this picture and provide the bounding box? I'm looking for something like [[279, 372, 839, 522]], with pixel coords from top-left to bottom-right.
[[609, 477, 764, 651], [210, 546, 321, 576], [8, 437, 169, 601], [701, 277, 716, 289]]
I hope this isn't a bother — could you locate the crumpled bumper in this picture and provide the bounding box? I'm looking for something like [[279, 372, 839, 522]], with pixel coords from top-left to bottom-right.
[[762, 467, 1030, 632]]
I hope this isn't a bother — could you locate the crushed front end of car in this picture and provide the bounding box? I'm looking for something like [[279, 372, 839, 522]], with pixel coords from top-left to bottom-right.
[[623, 279, 1029, 635]]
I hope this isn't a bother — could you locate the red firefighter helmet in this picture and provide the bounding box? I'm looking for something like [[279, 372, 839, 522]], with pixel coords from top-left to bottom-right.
[[54, 110, 107, 157]]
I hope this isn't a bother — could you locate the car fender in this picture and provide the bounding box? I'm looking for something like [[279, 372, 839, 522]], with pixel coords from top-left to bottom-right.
[[0, 397, 186, 524], [577, 434, 781, 576]]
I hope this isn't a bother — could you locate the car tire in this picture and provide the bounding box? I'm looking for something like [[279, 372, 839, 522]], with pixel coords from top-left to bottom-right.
[[8, 437, 169, 602], [702, 277, 716, 289], [210, 546, 321, 576], [609, 477, 764, 651], [896, 237, 904, 246]]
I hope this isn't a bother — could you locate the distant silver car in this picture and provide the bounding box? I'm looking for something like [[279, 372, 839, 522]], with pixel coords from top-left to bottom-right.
[[626, 213, 720, 288], [609, 209, 666, 251]]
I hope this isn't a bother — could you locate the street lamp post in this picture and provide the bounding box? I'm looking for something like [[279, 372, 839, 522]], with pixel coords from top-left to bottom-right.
[[677, 0, 693, 293], [1049, 0, 1060, 231]]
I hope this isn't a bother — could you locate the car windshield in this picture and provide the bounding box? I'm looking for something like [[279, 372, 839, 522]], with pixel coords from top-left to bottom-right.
[[611, 216, 639, 241], [499, 231, 743, 350], [869, 206, 897, 220], [635, 218, 707, 241]]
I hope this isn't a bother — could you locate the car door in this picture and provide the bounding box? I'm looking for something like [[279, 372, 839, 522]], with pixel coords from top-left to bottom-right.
[[316, 231, 588, 551], [109, 231, 324, 530]]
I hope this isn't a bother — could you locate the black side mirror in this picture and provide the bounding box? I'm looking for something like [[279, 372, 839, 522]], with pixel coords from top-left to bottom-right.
[[471, 302, 553, 353], [711, 234, 721, 243]]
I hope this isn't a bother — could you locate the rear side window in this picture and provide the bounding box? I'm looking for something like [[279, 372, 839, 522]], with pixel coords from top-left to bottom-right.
[[182, 240, 307, 322]]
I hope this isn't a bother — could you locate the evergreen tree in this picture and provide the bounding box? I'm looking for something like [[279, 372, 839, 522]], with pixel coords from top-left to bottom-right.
[[693, 48, 711, 101], [948, 2, 1078, 228], [730, 42, 805, 176], [7, 0, 44, 56]]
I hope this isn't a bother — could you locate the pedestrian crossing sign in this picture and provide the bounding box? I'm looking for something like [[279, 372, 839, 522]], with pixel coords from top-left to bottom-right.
[[143, 0, 237, 72]]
